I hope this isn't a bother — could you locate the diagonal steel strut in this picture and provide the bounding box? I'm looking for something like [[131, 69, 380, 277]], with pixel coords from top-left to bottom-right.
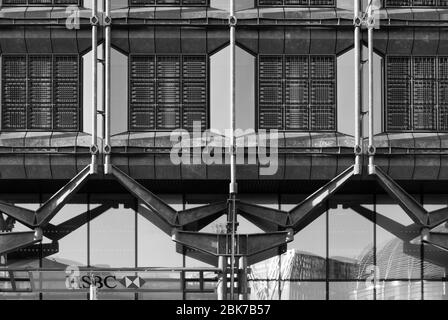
[[0, 231, 42, 255], [288, 165, 355, 231], [43, 203, 113, 241], [348, 204, 421, 242], [0, 165, 92, 228]]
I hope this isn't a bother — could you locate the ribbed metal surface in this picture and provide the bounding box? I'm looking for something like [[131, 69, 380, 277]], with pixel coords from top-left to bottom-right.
[[258, 55, 335, 131], [1, 55, 80, 131], [129, 55, 207, 131]]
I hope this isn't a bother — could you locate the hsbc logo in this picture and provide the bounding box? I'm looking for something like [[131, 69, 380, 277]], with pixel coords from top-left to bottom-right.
[[65, 266, 146, 290]]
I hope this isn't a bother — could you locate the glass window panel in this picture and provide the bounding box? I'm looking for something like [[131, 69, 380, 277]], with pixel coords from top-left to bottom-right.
[[280, 281, 326, 300], [137, 195, 183, 267], [329, 205, 374, 280], [249, 280, 281, 300], [376, 198, 422, 280], [423, 197, 448, 280], [329, 282, 374, 300], [423, 281, 448, 300], [282, 195, 326, 280], [90, 202, 136, 268], [43, 199, 88, 268], [375, 281, 422, 300]]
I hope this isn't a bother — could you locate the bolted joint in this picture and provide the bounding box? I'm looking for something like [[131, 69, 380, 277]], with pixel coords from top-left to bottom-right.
[[103, 15, 112, 26], [90, 15, 100, 26], [285, 228, 294, 242], [367, 16, 375, 28], [34, 228, 43, 241], [367, 145, 376, 156], [421, 228, 430, 242], [103, 144, 112, 155], [90, 144, 99, 156], [354, 145, 362, 156], [353, 16, 362, 27], [228, 15, 237, 27]]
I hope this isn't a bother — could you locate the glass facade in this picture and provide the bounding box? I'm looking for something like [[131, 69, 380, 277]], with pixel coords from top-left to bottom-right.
[[0, 193, 448, 300]]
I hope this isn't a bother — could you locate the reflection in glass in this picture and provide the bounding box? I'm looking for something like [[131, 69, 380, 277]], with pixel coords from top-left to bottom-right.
[[423, 281, 448, 300], [329, 282, 373, 300], [44, 200, 88, 267], [281, 281, 326, 300], [137, 195, 183, 267], [329, 205, 374, 280], [281, 195, 326, 281], [423, 199, 448, 280], [90, 202, 136, 268], [375, 281, 422, 300], [376, 199, 422, 280]]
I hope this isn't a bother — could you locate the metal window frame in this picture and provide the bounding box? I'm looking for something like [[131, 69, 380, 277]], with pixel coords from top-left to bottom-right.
[[1, 0, 82, 6], [256, 0, 335, 7], [256, 54, 337, 132], [128, 0, 209, 7], [128, 54, 209, 132], [385, 55, 448, 133], [384, 0, 448, 8], [1, 53, 82, 132]]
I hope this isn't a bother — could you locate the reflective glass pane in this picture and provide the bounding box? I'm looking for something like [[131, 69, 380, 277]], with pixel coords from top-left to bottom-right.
[[329, 205, 374, 280], [376, 197, 422, 280]]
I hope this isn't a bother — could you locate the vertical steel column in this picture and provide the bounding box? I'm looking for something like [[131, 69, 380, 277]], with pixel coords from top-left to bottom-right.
[[228, 0, 238, 301], [354, 0, 362, 175], [104, 0, 112, 174], [367, 4, 376, 175], [238, 256, 248, 300], [217, 256, 228, 300], [90, 0, 98, 174]]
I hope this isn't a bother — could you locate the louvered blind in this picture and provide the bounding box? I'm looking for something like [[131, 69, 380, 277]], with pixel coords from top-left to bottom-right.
[[386, 56, 448, 132], [258, 55, 336, 131], [2, 55, 80, 131], [258, 0, 334, 6], [129, 55, 208, 131], [3, 0, 80, 5], [385, 0, 448, 6], [129, 0, 207, 6]]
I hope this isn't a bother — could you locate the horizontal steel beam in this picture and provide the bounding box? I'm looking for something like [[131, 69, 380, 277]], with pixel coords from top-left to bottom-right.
[[172, 230, 293, 258]]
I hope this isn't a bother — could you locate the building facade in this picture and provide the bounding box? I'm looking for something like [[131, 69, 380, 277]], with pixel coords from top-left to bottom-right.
[[0, 0, 447, 300]]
